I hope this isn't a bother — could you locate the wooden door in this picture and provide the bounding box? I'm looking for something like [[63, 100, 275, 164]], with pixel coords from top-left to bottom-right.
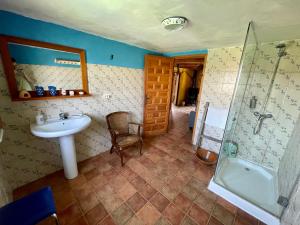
[[143, 55, 174, 136]]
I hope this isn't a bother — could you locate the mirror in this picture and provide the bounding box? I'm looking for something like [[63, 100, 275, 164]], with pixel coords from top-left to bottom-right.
[[0, 35, 89, 101], [9, 44, 82, 92]]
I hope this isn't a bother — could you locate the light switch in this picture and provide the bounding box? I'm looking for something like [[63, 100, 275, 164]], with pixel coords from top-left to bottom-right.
[[102, 93, 112, 99]]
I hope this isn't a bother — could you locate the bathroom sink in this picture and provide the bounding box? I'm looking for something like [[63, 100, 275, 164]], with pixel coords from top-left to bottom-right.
[[30, 115, 91, 138], [30, 114, 91, 179]]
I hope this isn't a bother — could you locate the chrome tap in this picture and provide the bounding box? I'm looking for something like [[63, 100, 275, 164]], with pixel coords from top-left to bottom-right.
[[253, 112, 273, 134], [59, 112, 68, 120]]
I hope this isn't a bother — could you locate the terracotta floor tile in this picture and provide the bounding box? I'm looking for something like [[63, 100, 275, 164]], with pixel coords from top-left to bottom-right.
[[136, 202, 161, 225], [200, 188, 217, 201], [212, 204, 235, 225], [111, 203, 134, 225], [98, 215, 116, 225], [139, 183, 157, 200], [95, 183, 115, 200], [126, 216, 145, 225], [194, 193, 216, 213], [216, 197, 237, 214], [163, 204, 185, 225], [97, 162, 113, 173], [70, 217, 89, 225], [84, 168, 100, 180], [173, 193, 192, 213], [100, 193, 124, 213], [78, 191, 99, 213], [72, 183, 94, 200], [193, 167, 213, 184], [54, 188, 76, 212], [181, 184, 199, 201], [130, 175, 147, 189], [188, 203, 209, 225], [160, 184, 179, 201], [120, 166, 138, 182], [15, 107, 264, 225], [58, 203, 82, 225], [181, 216, 198, 225], [208, 217, 224, 225], [126, 192, 147, 212], [102, 168, 119, 179], [188, 178, 206, 191], [236, 209, 259, 225], [150, 192, 170, 212], [149, 177, 165, 191], [68, 175, 87, 189], [85, 203, 108, 225], [89, 174, 108, 191], [117, 181, 137, 201], [78, 159, 96, 174], [155, 217, 172, 225]]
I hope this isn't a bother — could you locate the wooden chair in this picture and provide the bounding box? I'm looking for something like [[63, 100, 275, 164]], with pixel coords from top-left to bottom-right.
[[106, 111, 143, 166]]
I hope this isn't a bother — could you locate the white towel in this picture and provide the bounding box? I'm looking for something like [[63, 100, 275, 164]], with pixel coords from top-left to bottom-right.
[[205, 107, 229, 129]]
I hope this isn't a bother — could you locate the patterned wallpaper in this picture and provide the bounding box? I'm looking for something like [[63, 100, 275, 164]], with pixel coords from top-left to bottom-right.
[[192, 46, 243, 152], [16, 64, 82, 90], [0, 61, 144, 189]]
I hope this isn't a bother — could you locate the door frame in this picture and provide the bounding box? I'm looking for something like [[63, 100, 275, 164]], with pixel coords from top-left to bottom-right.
[[143, 53, 207, 139], [171, 54, 208, 143]]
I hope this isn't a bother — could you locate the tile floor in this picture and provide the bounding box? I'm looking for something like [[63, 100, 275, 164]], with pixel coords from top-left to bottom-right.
[[13, 106, 265, 225]]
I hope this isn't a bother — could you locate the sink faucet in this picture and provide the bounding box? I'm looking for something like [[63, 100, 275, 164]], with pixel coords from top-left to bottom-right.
[[59, 112, 68, 120]]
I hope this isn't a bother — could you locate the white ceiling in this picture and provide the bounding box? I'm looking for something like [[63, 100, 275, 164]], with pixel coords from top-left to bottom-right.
[[1, 0, 300, 52]]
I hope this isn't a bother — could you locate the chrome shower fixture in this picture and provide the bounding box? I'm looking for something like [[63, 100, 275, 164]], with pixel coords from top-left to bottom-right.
[[253, 112, 273, 135], [275, 43, 287, 57]]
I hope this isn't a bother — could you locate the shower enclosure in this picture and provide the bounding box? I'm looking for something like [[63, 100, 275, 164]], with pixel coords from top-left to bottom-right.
[[209, 22, 300, 225]]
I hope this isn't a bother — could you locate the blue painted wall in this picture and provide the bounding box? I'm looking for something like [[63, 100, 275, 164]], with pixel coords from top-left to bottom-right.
[[9, 43, 80, 67], [163, 49, 208, 57], [0, 10, 159, 69]]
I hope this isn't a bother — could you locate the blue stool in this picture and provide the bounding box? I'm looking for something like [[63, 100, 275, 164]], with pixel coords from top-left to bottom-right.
[[0, 187, 59, 225]]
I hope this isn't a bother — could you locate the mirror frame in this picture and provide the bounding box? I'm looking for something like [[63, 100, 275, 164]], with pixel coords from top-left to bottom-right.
[[0, 35, 89, 101]]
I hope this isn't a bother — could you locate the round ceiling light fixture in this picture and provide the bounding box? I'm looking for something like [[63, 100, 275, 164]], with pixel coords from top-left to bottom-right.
[[161, 16, 188, 31]]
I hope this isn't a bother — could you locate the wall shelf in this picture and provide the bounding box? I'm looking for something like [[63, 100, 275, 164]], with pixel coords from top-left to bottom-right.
[[12, 92, 91, 101]]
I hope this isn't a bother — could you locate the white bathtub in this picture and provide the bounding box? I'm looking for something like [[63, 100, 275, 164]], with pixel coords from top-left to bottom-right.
[[208, 158, 282, 225]]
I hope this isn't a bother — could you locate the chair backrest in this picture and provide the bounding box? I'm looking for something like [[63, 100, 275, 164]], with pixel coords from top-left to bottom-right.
[[106, 111, 129, 135]]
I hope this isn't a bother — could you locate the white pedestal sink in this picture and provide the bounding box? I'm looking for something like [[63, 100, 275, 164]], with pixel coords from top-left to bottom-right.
[[30, 115, 91, 179]]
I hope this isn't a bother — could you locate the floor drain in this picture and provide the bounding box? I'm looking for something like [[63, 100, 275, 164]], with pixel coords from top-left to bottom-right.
[[245, 167, 250, 171]]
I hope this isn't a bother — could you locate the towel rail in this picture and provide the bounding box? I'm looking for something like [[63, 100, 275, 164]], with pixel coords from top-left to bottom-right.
[[197, 102, 223, 148]]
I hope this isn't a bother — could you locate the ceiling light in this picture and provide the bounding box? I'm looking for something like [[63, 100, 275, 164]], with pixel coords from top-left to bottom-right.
[[162, 16, 188, 31]]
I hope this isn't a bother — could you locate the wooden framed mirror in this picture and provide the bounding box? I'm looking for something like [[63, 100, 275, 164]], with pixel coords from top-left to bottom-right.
[[0, 35, 90, 101]]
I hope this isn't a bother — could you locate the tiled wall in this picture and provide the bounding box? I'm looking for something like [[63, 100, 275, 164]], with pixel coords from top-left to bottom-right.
[[192, 47, 243, 152], [0, 155, 11, 206], [278, 114, 300, 203], [0, 61, 144, 189], [232, 40, 300, 170], [282, 177, 300, 225], [16, 64, 82, 90]]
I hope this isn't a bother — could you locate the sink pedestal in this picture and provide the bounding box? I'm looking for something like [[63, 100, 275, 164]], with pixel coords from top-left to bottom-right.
[[59, 135, 78, 179]]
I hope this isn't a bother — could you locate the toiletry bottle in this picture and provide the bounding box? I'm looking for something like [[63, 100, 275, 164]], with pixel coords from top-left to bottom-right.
[[250, 96, 257, 109], [36, 111, 45, 125]]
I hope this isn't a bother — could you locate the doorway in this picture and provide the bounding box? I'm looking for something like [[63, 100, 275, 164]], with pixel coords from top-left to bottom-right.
[[143, 54, 207, 142], [169, 54, 207, 143]]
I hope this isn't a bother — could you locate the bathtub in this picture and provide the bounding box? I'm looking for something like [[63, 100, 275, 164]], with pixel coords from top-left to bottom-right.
[[208, 158, 282, 225]]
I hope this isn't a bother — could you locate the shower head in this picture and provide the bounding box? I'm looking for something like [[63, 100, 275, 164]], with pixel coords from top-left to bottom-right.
[[276, 43, 287, 57], [276, 43, 286, 49]]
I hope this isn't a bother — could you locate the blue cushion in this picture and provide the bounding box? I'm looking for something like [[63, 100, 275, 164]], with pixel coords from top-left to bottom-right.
[[0, 187, 56, 225]]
